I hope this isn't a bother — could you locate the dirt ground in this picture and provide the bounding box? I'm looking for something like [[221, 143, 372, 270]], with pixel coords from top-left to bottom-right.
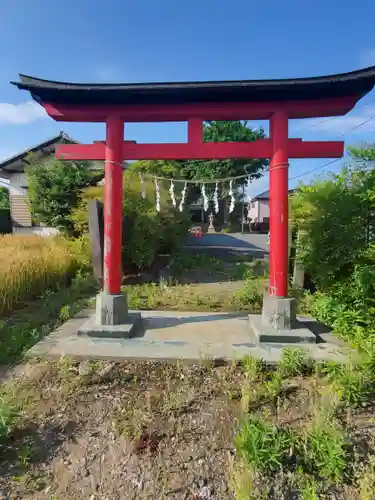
[[0, 360, 243, 500], [0, 359, 374, 499]]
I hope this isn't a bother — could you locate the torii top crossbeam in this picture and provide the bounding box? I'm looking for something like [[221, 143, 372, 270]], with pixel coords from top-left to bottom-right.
[[12, 66, 375, 305]]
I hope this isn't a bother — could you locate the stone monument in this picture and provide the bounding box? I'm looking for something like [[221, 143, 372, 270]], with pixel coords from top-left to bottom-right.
[[208, 212, 215, 233]]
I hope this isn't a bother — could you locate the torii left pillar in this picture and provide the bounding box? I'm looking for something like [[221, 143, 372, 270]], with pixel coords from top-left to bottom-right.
[[81, 117, 142, 337]]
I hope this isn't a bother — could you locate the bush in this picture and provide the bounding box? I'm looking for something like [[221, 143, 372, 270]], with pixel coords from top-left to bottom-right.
[[291, 165, 375, 289], [0, 235, 79, 316], [70, 172, 190, 270]]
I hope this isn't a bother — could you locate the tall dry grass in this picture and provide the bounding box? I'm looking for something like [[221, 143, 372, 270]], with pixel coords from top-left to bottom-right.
[[0, 235, 79, 316]]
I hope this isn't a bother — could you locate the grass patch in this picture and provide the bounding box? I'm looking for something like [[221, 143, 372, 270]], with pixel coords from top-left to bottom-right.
[[0, 272, 98, 364], [0, 235, 81, 316], [125, 276, 264, 312], [169, 252, 268, 284]]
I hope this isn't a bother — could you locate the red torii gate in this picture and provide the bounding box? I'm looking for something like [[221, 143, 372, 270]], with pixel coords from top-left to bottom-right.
[[12, 67, 375, 337]]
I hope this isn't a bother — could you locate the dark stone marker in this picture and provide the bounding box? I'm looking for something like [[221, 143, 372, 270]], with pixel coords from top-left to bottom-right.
[[88, 200, 104, 286]]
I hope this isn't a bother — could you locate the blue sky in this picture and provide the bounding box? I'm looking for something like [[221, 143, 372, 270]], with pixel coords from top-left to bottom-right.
[[1, 0, 375, 196]]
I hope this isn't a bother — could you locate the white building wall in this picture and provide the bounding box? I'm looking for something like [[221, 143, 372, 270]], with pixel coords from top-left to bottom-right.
[[248, 201, 259, 222], [248, 199, 270, 222], [258, 199, 270, 222]]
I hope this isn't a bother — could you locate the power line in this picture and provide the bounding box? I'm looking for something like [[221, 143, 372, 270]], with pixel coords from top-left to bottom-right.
[[290, 99, 375, 134], [289, 158, 341, 181], [286, 113, 375, 182]]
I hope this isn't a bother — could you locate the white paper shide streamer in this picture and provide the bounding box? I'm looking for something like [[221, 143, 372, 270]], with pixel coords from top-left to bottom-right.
[[139, 173, 146, 199], [229, 180, 235, 213], [179, 182, 187, 212], [155, 179, 161, 212], [201, 183, 209, 212], [169, 180, 176, 208], [214, 182, 220, 214]]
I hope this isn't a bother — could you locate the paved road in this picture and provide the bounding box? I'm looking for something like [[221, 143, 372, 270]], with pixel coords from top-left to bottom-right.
[[184, 232, 269, 258]]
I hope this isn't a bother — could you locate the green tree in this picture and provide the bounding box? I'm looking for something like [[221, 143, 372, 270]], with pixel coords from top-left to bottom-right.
[[182, 120, 267, 187], [27, 156, 103, 234], [0, 187, 10, 209], [348, 143, 375, 163], [130, 121, 267, 185], [130, 121, 267, 211]]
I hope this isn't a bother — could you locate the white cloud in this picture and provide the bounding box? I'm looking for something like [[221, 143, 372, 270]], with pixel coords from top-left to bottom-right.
[[0, 101, 47, 125], [291, 106, 375, 136], [360, 49, 375, 68]]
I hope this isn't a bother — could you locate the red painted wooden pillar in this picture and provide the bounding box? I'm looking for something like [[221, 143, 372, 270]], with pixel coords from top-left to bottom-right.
[[103, 116, 124, 294], [269, 111, 289, 297]]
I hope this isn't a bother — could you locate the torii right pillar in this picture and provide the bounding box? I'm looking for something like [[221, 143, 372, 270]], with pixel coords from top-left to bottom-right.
[[250, 110, 315, 344]]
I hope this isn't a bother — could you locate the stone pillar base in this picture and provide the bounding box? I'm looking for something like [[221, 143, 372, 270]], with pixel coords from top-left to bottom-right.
[[262, 294, 297, 331], [95, 292, 128, 325], [78, 292, 143, 339], [249, 293, 316, 344]]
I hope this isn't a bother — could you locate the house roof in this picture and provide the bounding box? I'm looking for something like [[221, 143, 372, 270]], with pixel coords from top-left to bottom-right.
[[0, 131, 78, 173], [11, 66, 375, 107], [251, 189, 295, 201]]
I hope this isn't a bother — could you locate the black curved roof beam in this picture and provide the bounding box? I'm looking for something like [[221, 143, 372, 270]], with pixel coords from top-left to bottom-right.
[[11, 66, 375, 106]]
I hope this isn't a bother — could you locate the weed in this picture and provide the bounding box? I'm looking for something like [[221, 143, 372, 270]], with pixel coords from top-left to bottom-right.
[[322, 360, 374, 406], [240, 382, 258, 413], [235, 414, 294, 474], [301, 411, 347, 482], [232, 279, 263, 310], [356, 455, 375, 500], [17, 439, 35, 467], [228, 454, 257, 500], [57, 356, 76, 380], [263, 372, 284, 403], [0, 397, 18, 441], [278, 348, 313, 378], [59, 304, 71, 322], [199, 354, 214, 371], [294, 470, 320, 500], [0, 273, 97, 363], [242, 355, 264, 381]]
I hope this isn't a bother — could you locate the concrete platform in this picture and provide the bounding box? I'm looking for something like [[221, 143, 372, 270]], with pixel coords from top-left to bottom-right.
[[249, 314, 317, 344], [78, 312, 142, 338], [27, 309, 348, 364]]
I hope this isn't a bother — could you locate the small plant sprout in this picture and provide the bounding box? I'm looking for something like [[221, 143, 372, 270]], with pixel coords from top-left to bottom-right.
[[17, 439, 35, 467], [59, 304, 71, 322], [242, 355, 260, 381]]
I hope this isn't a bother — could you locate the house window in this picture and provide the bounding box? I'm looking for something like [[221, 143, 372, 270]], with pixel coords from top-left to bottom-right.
[[251, 202, 255, 208]]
